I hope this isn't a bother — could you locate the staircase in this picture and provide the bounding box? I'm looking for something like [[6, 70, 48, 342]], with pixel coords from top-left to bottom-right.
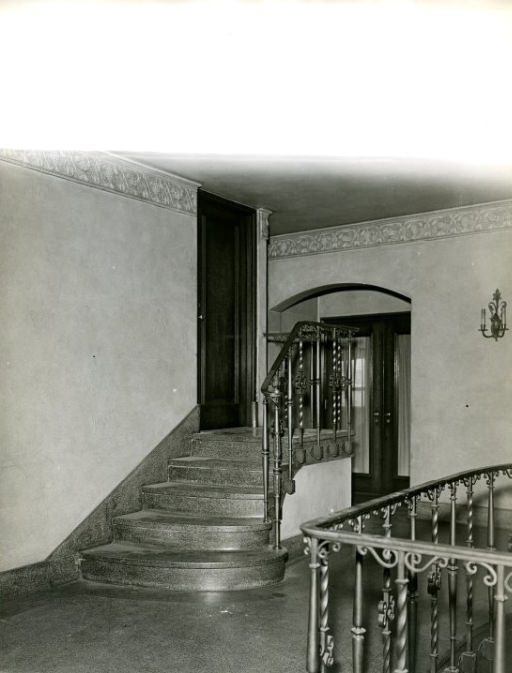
[[80, 428, 288, 591]]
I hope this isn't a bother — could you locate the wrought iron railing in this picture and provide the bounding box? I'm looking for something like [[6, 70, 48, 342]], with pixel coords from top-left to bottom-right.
[[301, 463, 512, 673], [261, 321, 358, 549]]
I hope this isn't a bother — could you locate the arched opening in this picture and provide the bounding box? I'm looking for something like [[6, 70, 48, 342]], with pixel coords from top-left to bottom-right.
[[271, 282, 411, 313], [271, 283, 412, 503]]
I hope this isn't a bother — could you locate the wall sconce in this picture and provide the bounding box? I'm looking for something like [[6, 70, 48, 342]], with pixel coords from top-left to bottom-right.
[[480, 289, 508, 341]]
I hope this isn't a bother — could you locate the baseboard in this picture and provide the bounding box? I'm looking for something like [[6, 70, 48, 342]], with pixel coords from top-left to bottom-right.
[[282, 533, 307, 561], [0, 556, 79, 600]]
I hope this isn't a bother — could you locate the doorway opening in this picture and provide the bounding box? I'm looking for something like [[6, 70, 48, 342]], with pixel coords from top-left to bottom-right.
[[323, 312, 411, 502], [197, 191, 256, 430]]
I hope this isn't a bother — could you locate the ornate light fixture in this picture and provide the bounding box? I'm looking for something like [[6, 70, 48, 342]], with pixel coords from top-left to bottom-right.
[[480, 289, 508, 340]]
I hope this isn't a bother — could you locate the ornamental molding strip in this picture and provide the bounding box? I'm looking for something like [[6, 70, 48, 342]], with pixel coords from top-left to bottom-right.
[[0, 149, 199, 215], [269, 199, 512, 259]]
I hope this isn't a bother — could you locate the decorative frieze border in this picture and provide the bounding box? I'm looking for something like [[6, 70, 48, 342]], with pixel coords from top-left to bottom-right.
[[0, 149, 199, 215], [269, 199, 512, 259]]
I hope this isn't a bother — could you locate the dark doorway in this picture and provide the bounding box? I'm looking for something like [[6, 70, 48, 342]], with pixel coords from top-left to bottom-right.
[[197, 191, 256, 430], [323, 313, 411, 502]]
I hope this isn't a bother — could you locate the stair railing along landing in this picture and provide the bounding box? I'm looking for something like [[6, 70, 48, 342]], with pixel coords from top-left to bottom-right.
[[302, 463, 512, 673], [261, 321, 358, 549]]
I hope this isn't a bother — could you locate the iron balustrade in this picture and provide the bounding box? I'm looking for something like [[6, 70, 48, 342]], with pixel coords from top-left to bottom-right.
[[261, 321, 358, 549], [301, 463, 512, 673]]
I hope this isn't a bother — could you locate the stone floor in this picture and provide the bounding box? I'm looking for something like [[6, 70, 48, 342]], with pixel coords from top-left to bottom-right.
[[1, 526, 511, 673]]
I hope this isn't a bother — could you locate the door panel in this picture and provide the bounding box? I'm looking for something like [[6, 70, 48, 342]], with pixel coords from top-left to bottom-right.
[[198, 192, 256, 430]]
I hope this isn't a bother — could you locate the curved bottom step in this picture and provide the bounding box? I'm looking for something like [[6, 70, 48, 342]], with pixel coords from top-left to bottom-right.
[[81, 542, 288, 591]]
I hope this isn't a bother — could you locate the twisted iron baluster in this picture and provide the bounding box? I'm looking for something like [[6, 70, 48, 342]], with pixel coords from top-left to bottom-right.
[[310, 338, 315, 432], [331, 330, 337, 440], [378, 506, 395, 673], [337, 337, 342, 434], [394, 551, 409, 673], [460, 477, 477, 672], [306, 537, 321, 673], [428, 488, 441, 673], [408, 497, 418, 673], [447, 482, 459, 673], [319, 545, 334, 673], [296, 338, 305, 449]]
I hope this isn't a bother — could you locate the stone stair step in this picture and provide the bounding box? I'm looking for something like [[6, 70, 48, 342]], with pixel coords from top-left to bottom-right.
[[113, 509, 271, 550], [80, 541, 287, 591], [80, 427, 287, 593], [189, 428, 261, 461], [142, 481, 265, 517], [168, 457, 263, 487]]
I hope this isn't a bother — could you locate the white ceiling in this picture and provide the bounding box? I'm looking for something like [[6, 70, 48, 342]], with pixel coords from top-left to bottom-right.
[[2, 2, 511, 235], [121, 152, 512, 236]]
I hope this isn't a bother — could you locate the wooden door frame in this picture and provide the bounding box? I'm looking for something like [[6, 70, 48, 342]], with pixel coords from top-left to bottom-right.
[[197, 190, 257, 429]]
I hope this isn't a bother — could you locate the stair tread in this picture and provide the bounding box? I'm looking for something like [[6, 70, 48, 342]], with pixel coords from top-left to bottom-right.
[[81, 541, 287, 568], [190, 428, 261, 444], [143, 481, 264, 499], [169, 457, 261, 469], [115, 509, 269, 530], [190, 427, 346, 443]]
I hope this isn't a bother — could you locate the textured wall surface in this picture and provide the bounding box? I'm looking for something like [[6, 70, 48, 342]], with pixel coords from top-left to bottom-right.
[[0, 161, 197, 571], [282, 458, 352, 540], [318, 289, 410, 317], [269, 227, 512, 504]]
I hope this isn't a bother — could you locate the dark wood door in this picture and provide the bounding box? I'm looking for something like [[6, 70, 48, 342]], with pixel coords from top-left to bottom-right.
[[323, 313, 411, 502], [198, 191, 256, 430]]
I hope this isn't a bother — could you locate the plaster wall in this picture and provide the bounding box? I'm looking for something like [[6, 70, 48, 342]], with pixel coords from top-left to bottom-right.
[[269, 230, 512, 505], [0, 162, 197, 571], [318, 289, 410, 317], [281, 458, 352, 540], [267, 297, 318, 368]]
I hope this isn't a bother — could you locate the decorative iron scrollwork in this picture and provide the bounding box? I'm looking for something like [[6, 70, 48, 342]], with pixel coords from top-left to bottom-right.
[[294, 370, 308, 395], [407, 553, 448, 576], [464, 561, 497, 587], [378, 595, 396, 629], [321, 633, 335, 667], [328, 371, 342, 392], [357, 546, 399, 569], [427, 565, 442, 594]]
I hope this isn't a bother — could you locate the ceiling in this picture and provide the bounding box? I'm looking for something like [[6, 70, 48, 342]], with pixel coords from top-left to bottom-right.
[[120, 152, 512, 236]]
